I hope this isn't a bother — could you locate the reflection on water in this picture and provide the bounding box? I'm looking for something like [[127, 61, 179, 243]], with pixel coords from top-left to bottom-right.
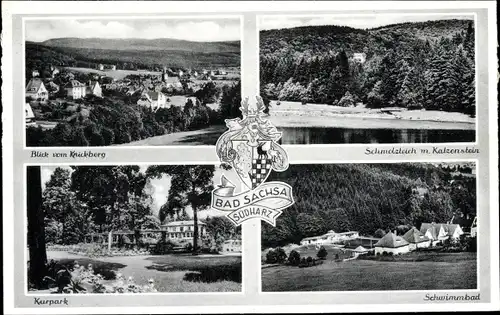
[[177, 126, 475, 145], [278, 127, 475, 144]]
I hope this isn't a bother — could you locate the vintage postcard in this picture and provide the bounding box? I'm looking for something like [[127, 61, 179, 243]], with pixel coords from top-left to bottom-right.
[[2, 1, 498, 314]]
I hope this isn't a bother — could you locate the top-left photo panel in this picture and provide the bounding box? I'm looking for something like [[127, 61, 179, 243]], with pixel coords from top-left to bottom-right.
[[24, 16, 242, 147]]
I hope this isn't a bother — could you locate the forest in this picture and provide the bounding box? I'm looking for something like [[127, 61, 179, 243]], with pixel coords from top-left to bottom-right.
[[26, 81, 241, 146], [260, 19, 475, 115], [262, 163, 477, 248]]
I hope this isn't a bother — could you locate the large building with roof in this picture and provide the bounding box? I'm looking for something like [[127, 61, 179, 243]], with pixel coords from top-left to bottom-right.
[[137, 91, 168, 111], [374, 231, 410, 255], [64, 80, 87, 99], [300, 230, 360, 246], [402, 227, 431, 250], [419, 222, 464, 245], [160, 220, 207, 245]]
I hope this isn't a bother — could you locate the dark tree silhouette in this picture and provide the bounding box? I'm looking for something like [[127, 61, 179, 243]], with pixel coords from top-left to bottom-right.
[[27, 166, 47, 288]]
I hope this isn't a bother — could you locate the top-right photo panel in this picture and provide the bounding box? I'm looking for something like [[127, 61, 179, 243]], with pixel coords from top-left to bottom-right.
[[259, 14, 476, 145]]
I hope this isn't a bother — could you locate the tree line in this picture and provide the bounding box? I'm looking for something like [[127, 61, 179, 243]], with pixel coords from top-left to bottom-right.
[[262, 163, 477, 248], [260, 20, 475, 115]]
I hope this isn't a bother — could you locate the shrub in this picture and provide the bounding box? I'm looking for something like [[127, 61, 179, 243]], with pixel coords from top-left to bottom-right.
[[316, 246, 328, 260], [306, 256, 314, 266], [265, 249, 277, 264], [298, 257, 308, 268], [150, 240, 176, 255], [288, 250, 301, 266], [275, 247, 287, 264]]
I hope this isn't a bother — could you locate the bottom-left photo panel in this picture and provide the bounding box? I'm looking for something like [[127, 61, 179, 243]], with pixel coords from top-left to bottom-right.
[[25, 164, 242, 294]]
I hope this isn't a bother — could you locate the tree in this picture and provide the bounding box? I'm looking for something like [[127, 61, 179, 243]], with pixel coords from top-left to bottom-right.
[[288, 250, 301, 266], [146, 165, 215, 254], [338, 91, 355, 107], [205, 216, 241, 252], [316, 246, 328, 260], [27, 166, 47, 288]]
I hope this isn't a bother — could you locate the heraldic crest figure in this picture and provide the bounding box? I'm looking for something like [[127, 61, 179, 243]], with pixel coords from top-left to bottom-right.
[[212, 96, 294, 226]]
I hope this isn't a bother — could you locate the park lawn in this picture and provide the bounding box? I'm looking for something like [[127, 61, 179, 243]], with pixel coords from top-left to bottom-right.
[[49, 253, 241, 292], [262, 252, 476, 292]]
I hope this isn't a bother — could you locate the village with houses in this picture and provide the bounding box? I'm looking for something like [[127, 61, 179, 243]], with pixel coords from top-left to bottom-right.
[[25, 63, 240, 127]]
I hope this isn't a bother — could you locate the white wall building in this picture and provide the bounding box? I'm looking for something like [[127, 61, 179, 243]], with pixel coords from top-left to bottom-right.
[[25, 79, 48, 101], [221, 239, 242, 254], [64, 80, 87, 99], [137, 91, 168, 111], [160, 220, 207, 245], [402, 227, 431, 251], [374, 232, 410, 255]]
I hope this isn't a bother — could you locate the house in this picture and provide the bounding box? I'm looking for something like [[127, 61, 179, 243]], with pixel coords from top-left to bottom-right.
[[353, 53, 367, 63], [221, 239, 242, 254], [161, 72, 183, 88], [178, 70, 184, 77], [97, 64, 104, 71], [137, 91, 168, 111], [419, 222, 449, 245], [25, 78, 48, 101], [470, 217, 477, 237], [443, 224, 464, 240], [109, 65, 117, 71], [32, 70, 40, 78], [64, 80, 87, 99], [86, 80, 102, 97], [352, 245, 370, 254], [299, 230, 359, 246], [402, 227, 431, 250], [374, 232, 410, 255], [25, 103, 36, 125], [160, 220, 207, 245], [300, 235, 328, 246]]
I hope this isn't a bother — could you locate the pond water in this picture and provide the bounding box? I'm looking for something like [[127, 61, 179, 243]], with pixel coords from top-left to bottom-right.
[[177, 126, 475, 145], [277, 127, 475, 144]]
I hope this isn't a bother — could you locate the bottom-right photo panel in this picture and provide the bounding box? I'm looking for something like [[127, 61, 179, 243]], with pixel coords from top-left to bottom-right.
[[261, 162, 477, 292]]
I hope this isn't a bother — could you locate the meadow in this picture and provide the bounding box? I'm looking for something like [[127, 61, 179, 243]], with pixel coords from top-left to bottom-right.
[[261, 252, 477, 291], [43, 251, 242, 292]]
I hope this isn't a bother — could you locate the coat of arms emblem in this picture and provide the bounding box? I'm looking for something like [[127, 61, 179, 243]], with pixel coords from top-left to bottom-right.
[[212, 96, 294, 226]]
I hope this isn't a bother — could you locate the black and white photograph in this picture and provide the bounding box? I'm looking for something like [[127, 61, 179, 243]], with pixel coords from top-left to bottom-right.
[[261, 162, 477, 291], [26, 164, 242, 293], [259, 14, 477, 144], [24, 17, 241, 147]]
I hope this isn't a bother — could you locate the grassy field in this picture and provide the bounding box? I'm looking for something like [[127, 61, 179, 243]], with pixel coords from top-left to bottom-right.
[[45, 251, 241, 292], [262, 252, 477, 291], [63, 67, 161, 80]]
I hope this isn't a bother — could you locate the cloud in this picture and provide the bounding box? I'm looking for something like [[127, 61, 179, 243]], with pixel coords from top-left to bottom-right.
[[26, 18, 241, 42], [260, 14, 474, 31]]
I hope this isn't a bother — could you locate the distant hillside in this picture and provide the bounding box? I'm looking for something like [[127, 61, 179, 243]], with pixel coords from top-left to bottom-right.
[[260, 19, 475, 115], [41, 37, 240, 54], [25, 37, 241, 74], [262, 163, 477, 247]]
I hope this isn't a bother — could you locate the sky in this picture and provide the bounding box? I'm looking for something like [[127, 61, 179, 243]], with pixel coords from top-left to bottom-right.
[[260, 14, 474, 31], [40, 165, 242, 220], [25, 18, 241, 42]]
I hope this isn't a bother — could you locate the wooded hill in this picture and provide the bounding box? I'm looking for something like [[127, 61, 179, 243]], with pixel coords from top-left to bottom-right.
[[26, 37, 240, 74], [260, 19, 475, 115], [262, 163, 476, 248]]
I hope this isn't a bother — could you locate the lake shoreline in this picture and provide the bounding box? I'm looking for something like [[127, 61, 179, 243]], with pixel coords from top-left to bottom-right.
[[268, 101, 476, 130]]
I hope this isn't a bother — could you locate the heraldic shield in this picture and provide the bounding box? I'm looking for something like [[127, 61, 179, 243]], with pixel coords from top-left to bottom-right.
[[213, 96, 294, 226], [216, 97, 289, 189]]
